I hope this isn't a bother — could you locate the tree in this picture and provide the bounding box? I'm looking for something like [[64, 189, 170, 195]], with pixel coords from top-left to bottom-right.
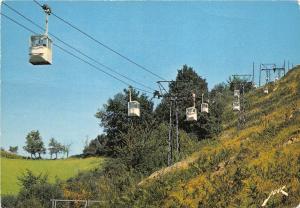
[[49, 138, 58, 159], [24, 130, 45, 159], [83, 134, 111, 157], [155, 65, 210, 139], [95, 88, 154, 157], [208, 82, 232, 135], [227, 76, 253, 93], [63, 143, 72, 158], [17, 170, 63, 208], [9, 146, 18, 154], [116, 123, 170, 175], [48, 138, 64, 159]]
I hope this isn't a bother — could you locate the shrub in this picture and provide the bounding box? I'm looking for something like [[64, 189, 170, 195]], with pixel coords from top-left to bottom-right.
[[17, 170, 63, 208], [1, 195, 18, 208], [16, 197, 43, 208]]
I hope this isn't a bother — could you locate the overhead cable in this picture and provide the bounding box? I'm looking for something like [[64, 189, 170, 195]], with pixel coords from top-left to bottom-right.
[[32, 0, 167, 81], [2, 2, 155, 92], [1, 12, 152, 94]]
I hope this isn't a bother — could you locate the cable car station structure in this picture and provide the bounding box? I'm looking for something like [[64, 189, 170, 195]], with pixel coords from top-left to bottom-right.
[[259, 62, 286, 94]]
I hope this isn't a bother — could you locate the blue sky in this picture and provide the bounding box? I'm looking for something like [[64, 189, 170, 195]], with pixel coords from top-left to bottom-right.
[[1, 1, 300, 156]]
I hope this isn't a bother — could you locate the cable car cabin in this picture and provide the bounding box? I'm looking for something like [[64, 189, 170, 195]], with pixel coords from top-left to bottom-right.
[[186, 107, 197, 121], [264, 87, 269, 94], [128, 101, 140, 117], [29, 35, 52, 65], [233, 101, 240, 111], [201, 103, 209, 113], [234, 90, 240, 97]]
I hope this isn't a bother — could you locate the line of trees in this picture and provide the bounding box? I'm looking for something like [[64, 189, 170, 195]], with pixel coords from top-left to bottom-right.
[[23, 130, 71, 159]]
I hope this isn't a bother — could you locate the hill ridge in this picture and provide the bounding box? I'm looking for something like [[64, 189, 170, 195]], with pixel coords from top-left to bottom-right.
[[135, 66, 300, 207]]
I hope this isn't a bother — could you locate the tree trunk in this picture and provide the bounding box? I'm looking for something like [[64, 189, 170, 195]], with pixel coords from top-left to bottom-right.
[[55, 153, 57, 159]]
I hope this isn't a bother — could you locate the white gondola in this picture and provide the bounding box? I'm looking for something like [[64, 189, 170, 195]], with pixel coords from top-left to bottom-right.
[[29, 35, 52, 65], [186, 93, 197, 121], [200, 93, 209, 113], [234, 89, 240, 97], [128, 101, 140, 117], [29, 4, 52, 65], [201, 103, 209, 113], [264, 87, 269, 94], [128, 88, 140, 117], [233, 101, 240, 111], [186, 107, 197, 121], [233, 95, 240, 111]]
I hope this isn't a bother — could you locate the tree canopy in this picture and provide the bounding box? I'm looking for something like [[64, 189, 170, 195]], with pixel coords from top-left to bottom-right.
[[228, 76, 254, 93], [48, 138, 64, 159], [155, 65, 212, 139], [87, 65, 231, 157], [9, 146, 18, 154], [23, 130, 46, 159], [94, 88, 154, 156]]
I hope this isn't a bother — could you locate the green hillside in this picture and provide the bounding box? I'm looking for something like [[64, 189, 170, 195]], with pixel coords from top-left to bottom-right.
[[135, 67, 300, 207], [1, 157, 104, 196]]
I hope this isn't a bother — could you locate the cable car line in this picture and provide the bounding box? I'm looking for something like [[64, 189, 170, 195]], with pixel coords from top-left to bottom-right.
[[53, 44, 152, 94], [1, 12, 152, 95], [33, 0, 167, 81], [2, 2, 156, 92]]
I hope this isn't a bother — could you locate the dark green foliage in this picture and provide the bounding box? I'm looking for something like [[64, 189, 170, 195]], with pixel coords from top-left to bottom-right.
[[63, 158, 137, 207], [209, 83, 230, 134], [9, 146, 18, 154], [95, 88, 154, 157], [48, 137, 65, 159], [17, 170, 63, 208], [2, 195, 18, 208], [228, 76, 254, 93], [83, 134, 108, 156], [23, 130, 46, 159], [88, 65, 230, 158], [16, 197, 44, 208], [116, 123, 169, 175], [155, 65, 211, 139]]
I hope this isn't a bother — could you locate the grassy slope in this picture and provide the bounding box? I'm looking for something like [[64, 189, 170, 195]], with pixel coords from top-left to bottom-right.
[[1, 157, 104, 196], [137, 67, 300, 207]]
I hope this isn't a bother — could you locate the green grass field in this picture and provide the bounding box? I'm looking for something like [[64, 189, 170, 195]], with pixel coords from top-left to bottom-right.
[[1, 157, 104, 196]]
